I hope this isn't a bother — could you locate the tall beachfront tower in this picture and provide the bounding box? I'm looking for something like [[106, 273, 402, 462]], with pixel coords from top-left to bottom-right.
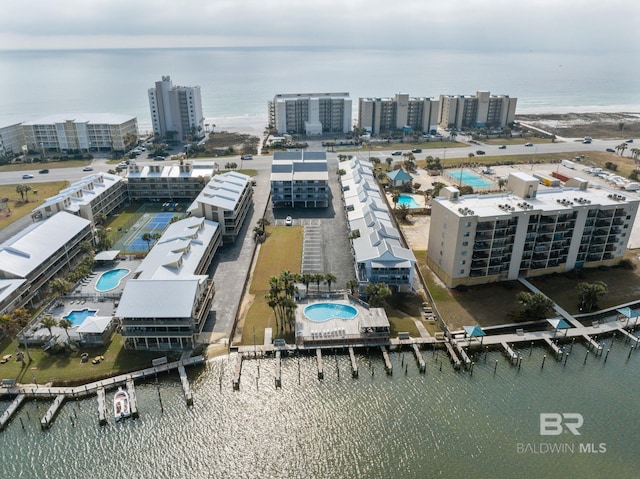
[[358, 93, 439, 136], [269, 92, 352, 135], [438, 91, 517, 130], [148, 76, 204, 142]]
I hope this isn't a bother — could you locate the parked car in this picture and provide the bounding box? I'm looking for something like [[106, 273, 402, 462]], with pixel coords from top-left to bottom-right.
[[241, 154, 253, 160], [38, 169, 49, 174], [83, 166, 93, 171], [285, 216, 293, 226], [476, 150, 485, 155], [606, 148, 616, 153], [524, 143, 534, 147], [22, 173, 34, 179], [154, 156, 165, 161], [498, 145, 507, 149], [411, 149, 422, 154], [625, 139, 633, 143], [391, 151, 402, 156]]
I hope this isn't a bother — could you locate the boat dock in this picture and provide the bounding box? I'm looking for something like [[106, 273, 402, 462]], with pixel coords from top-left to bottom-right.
[[0, 394, 25, 431], [97, 387, 107, 425], [617, 327, 640, 343], [380, 346, 392, 375], [126, 378, 139, 418], [177, 366, 193, 406], [583, 334, 603, 354], [40, 394, 65, 429], [232, 354, 243, 390], [452, 340, 471, 366], [501, 342, 518, 364], [411, 343, 426, 373], [316, 349, 324, 379], [443, 340, 462, 369], [348, 347, 358, 378], [274, 351, 282, 388], [543, 337, 564, 359]]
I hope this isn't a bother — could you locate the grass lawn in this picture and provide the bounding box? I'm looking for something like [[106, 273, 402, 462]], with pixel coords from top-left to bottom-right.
[[103, 203, 146, 244], [0, 181, 69, 230], [0, 160, 90, 173], [0, 334, 163, 386], [239, 225, 303, 345]]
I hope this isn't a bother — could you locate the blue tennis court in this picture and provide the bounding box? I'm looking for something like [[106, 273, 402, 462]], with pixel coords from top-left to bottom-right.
[[125, 212, 176, 251]]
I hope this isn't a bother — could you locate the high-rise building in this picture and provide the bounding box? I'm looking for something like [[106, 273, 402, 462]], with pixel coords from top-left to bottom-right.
[[438, 91, 517, 129], [148, 76, 204, 142], [0, 123, 26, 159], [358, 94, 439, 135], [427, 173, 639, 288], [269, 93, 352, 135]]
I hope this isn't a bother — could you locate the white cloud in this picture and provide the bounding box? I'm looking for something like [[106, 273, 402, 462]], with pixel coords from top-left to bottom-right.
[[0, 0, 638, 52]]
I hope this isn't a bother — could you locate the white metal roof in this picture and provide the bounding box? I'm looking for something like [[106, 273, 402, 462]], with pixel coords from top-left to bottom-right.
[[115, 278, 206, 318], [23, 113, 135, 126]]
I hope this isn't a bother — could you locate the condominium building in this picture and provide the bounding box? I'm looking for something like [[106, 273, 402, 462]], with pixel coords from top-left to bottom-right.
[[116, 216, 220, 351], [269, 93, 352, 135], [270, 151, 329, 208], [358, 93, 439, 135], [187, 171, 253, 243], [32, 172, 127, 224], [438, 91, 517, 129], [126, 161, 217, 202], [22, 113, 138, 154], [148, 76, 204, 141], [0, 212, 93, 314], [0, 123, 26, 159], [427, 173, 639, 288], [341, 157, 416, 293]]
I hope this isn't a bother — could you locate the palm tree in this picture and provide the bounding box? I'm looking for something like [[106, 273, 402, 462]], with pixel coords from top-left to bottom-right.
[[392, 191, 400, 209], [498, 178, 507, 191], [256, 217, 270, 234], [302, 273, 314, 293], [40, 316, 58, 339], [346, 279, 359, 295], [385, 157, 393, 169], [50, 277, 71, 297], [16, 184, 28, 201], [313, 273, 324, 292], [9, 309, 32, 362], [324, 273, 337, 292], [142, 233, 153, 251], [58, 318, 73, 341], [619, 142, 628, 157]]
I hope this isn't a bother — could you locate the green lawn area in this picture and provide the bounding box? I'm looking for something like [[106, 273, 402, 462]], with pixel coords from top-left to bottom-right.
[[239, 225, 304, 345], [0, 159, 90, 173], [0, 334, 163, 386], [0, 181, 69, 230]]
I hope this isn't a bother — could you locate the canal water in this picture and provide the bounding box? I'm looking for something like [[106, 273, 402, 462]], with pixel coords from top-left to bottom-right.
[[1, 340, 639, 478]]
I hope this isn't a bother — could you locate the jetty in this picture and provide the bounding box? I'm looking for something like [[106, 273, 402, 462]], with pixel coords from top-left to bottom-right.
[[380, 346, 392, 375], [348, 347, 358, 378], [316, 349, 324, 379], [126, 378, 139, 418], [411, 343, 426, 373]]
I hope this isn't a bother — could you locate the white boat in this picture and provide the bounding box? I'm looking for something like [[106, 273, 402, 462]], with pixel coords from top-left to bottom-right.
[[113, 388, 131, 421]]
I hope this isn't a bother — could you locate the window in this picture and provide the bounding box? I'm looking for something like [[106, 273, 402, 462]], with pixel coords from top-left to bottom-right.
[[462, 241, 469, 246], [459, 269, 465, 274], [463, 232, 470, 237], [461, 251, 468, 256], [464, 221, 472, 227], [460, 260, 466, 265]]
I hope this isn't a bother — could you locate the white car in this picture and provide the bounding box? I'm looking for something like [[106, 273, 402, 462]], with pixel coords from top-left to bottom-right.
[[22, 173, 34, 179], [285, 216, 293, 226], [524, 143, 534, 147], [83, 166, 93, 171]]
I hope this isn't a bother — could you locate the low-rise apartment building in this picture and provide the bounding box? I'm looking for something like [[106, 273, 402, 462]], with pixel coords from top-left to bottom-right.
[[116, 216, 220, 351], [126, 161, 217, 202], [0, 123, 26, 159], [428, 172, 639, 288], [270, 151, 329, 208]]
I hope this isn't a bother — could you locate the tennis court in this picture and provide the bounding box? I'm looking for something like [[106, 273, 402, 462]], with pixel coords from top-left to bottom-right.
[[114, 211, 179, 252]]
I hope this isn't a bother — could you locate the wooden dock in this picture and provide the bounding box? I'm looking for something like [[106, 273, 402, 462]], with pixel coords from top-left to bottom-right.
[[443, 340, 462, 370], [412, 343, 426, 373], [178, 366, 193, 406], [380, 346, 392, 375], [348, 347, 358, 378], [126, 378, 139, 418], [232, 354, 243, 390], [501, 342, 518, 364], [96, 387, 107, 426], [543, 337, 563, 359], [0, 393, 26, 431], [453, 340, 471, 366], [274, 350, 282, 388], [617, 327, 640, 343], [40, 394, 65, 429], [583, 335, 603, 354], [316, 349, 324, 380]]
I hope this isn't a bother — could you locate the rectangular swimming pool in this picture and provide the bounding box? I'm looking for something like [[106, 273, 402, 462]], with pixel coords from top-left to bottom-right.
[[450, 170, 493, 188]]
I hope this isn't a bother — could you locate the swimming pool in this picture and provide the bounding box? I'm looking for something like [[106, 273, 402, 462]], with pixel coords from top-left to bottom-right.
[[95, 268, 130, 292], [450, 170, 493, 188], [304, 303, 358, 322], [63, 309, 98, 327], [398, 194, 420, 209]]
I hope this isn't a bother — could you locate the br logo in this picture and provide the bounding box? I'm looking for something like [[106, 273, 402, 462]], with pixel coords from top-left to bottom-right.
[[540, 413, 583, 436]]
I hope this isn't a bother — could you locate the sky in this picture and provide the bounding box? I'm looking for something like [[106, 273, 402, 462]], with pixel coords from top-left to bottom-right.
[[0, 0, 638, 53]]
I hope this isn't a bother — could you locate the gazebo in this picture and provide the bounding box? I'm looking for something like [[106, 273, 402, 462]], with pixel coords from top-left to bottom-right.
[[463, 325, 486, 346], [547, 318, 571, 338], [616, 307, 640, 327], [386, 169, 413, 187]]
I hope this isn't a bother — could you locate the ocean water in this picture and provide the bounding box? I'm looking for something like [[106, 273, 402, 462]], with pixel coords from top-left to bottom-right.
[[0, 47, 639, 130]]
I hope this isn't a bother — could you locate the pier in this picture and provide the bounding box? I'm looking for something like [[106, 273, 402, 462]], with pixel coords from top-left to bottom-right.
[[41, 394, 65, 429], [126, 378, 139, 418], [177, 366, 193, 406], [0, 394, 26, 431], [97, 387, 107, 426], [542, 337, 564, 359], [348, 347, 358, 378], [380, 346, 392, 375], [617, 327, 640, 343], [233, 354, 243, 390], [443, 340, 462, 370], [501, 342, 518, 364], [583, 334, 603, 354], [411, 343, 426, 373], [274, 351, 282, 388], [316, 349, 324, 379]]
